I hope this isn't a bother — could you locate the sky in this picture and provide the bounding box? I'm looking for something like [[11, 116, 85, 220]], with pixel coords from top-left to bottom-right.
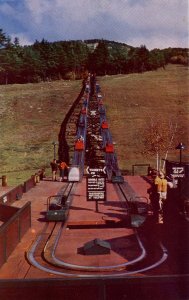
[[0, 0, 188, 50]]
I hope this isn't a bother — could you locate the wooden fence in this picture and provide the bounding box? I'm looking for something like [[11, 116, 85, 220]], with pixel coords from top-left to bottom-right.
[[0, 202, 31, 268]]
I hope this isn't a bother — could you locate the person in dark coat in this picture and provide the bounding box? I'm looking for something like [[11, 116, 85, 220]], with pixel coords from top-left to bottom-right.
[[50, 159, 58, 181]]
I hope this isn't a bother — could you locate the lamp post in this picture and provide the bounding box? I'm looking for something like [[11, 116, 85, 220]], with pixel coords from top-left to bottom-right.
[[52, 141, 57, 160], [175, 142, 185, 213], [176, 142, 185, 165]]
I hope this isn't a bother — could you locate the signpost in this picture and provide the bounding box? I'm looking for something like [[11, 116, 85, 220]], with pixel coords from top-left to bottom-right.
[[168, 165, 185, 189], [171, 166, 185, 210], [171, 166, 185, 183], [86, 166, 106, 212]]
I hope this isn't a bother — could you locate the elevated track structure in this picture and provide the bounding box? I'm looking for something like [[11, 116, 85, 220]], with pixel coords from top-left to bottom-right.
[[26, 77, 168, 277], [0, 75, 188, 300]]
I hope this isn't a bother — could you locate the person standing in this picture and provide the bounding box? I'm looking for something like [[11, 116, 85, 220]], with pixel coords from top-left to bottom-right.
[[147, 170, 159, 212], [74, 136, 84, 165], [50, 159, 58, 181], [59, 161, 69, 182], [155, 170, 168, 212]]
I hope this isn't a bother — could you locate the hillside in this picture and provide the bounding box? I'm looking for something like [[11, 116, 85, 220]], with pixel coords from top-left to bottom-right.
[[0, 26, 188, 85], [0, 64, 188, 185], [0, 80, 81, 185], [84, 39, 132, 52], [99, 64, 189, 172]]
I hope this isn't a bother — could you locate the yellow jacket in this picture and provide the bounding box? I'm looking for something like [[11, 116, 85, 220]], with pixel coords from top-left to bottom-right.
[[155, 176, 167, 192]]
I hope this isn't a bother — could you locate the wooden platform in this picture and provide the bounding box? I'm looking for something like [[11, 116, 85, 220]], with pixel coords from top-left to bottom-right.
[[0, 176, 188, 300], [67, 180, 129, 226], [0, 176, 151, 279]]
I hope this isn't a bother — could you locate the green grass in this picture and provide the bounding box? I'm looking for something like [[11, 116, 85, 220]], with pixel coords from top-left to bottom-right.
[[0, 64, 188, 185], [0, 80, 81, 185], [99, 64, 189, 172]]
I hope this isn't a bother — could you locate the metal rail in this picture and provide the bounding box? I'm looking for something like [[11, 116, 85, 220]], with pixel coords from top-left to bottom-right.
[[27, 180, 168, 276], [26, 77, 168, 277], [27, 232, 168, 277], [49, 227, 146, 271]]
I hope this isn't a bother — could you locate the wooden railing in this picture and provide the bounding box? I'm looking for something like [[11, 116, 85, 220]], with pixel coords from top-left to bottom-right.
[[0, 169, 45, 205], [0, 201, 31, 268]]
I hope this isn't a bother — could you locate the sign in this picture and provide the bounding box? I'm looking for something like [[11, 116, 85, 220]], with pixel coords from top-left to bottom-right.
[[171, 166, 185, 178], [87, 176, 106, 201], [90, 110, 97, 116], [86, 166, 106, 177], [86, 166, 106, 202]]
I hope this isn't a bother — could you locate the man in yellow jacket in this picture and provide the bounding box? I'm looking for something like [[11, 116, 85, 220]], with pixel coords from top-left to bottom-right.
[[155, 170, 168, 212]]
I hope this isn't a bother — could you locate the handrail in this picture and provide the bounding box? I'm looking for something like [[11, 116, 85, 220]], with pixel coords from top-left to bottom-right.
[[132, 164, 151, 176]]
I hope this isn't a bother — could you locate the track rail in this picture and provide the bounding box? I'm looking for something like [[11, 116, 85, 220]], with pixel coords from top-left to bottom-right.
[[26, 76, 168, 277], [27, 181, 168, 277], [27, 220, 168, 278]]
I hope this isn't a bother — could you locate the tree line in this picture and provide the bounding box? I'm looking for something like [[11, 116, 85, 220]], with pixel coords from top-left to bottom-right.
[[0, 29, 188, 84]]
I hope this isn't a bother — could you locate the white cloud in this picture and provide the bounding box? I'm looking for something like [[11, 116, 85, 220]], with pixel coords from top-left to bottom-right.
[[10, 33, 33, 45], [127, 34, 189, 50], [0, 0, 188, 48], [101, 0, 188, 34], [24, 0, 53, 23]]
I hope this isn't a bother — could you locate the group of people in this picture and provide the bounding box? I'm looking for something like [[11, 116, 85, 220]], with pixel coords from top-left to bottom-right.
[[50, 159, 69, 182]]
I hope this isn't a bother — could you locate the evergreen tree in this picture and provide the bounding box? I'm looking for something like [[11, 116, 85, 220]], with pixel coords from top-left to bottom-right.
[[0, 29, 8, 48], [0, 29, 188, 85], [90, 41, 110, 75], [150, 49, 165, 69], [20, 46, 41, 83]]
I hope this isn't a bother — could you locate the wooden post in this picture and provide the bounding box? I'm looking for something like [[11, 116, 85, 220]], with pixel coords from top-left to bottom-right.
[[39, 168, 45, 180], [35, 174, 40, 183], [2, 175, 7, 187], [95, 201, 99, 212]]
